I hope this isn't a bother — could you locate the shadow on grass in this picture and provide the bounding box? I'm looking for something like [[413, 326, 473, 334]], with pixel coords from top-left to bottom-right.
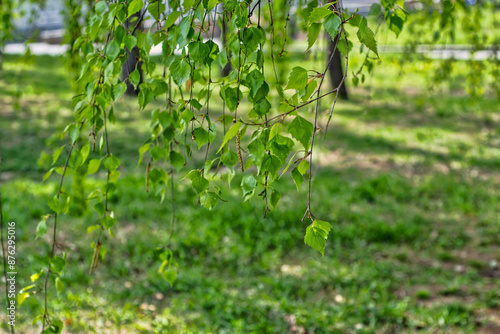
[[321, 122, 500, 171]]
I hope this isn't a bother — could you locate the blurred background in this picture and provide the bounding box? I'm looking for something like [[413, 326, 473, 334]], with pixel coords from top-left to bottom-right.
[[1, 0, 500, 333]]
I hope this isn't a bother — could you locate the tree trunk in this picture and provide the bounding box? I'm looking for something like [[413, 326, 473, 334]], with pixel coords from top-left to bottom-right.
[[122, 11, 143, 95], [327, 38, 348, 100]]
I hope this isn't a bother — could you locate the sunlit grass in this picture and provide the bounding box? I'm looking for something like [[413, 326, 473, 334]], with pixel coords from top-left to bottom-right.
[[1, 44, 500, 334]]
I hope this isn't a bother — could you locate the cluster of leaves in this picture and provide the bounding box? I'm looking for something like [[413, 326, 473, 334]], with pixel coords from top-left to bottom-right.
[[12, 0, 392, 332]]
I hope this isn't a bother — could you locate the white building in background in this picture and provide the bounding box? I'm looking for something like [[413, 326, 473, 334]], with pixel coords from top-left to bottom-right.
[[13, 0, 66, 36], [12, 0, 377, 41]]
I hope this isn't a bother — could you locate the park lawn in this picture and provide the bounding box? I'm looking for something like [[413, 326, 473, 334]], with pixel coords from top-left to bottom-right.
[[0, 50, 499, 334]]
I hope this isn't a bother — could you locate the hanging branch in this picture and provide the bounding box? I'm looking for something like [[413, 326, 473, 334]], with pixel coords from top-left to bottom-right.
[[42, 14, 117, 329], [42, 125, 80, 331], [90, 104, 111, 274], [266, 0, 279, 83], [302, 19, 346, 223], [29, 5, 398, 326], [280, 0, 293, 56]]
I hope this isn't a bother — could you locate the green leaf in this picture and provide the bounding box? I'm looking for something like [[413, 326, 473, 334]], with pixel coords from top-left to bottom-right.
[[246, 69, 265, 98], [221, 150, 239, 168], [170, 59, 191, 86], [104, 61, 115, 82], [220, 86, 241, 112], [388, 8, 407, 37], [95, 0, 107, 14], [67, 124, 79, 144], [138, 86, 155, 109], [200, 191, 218, 210], [193, 127, 209, 149], [162, 267, 177, 286], [30, 270, 44, 282], [102, 216, 116, 229], [247, 137, 265, 173], [253, 98, 271, 117], [169, 151, 185, 170], [309, 5, 332, 23], [262, 154, 281, 178], [113, 82, 127, 101], [348, 14, 362, 27], [205, 40, 220, 66], [36, 220, 47, 239], [291, 167, 303, 190], [148, 1, 166, 20], [249, 81, 269, 102], [128, 0, 143, 18], [55, 277, 64, 293], [190, 99, 203, 110], [368, 3, 382, 16], [241, 175, 257, 196], [87, 189, 101, 200], [301, 80, 318, 102], [51, 256, 66, 275], [186, 170, 209, 194], [103, 154, 120, 171], [44, 319, 64, 333], [87, 159, 101, 175], [357, 17, 378, 57], [306, 23, 321, 51], [52, 146, 64, 165], [106, 40, 120, 60], [181, 108, 194, 124], [269, 123, 282, 140], [114, 25, 126, 44], [205, 0, 219, 11], [270, 189, 281, 209], [182, 0, 195, 13], [298, 159, 309, 175], [138, 143, 150, 165], [32, 314, 44, 326], [18, 292, 29, 306], [269, 135, 294, 165], [150, 145, 164, 161], [336, 37, 353, 56], [188, 41, 210, 63], [48, 196, 61, 214], [304, 219, 332, 256], [43, 168, 54, 181], [87, 224, 101, 234], [219, 115, 234, 126], [288, 116, 313, 150], [81, 142, 90, 165], [129, 69, 141, 88], [324, 14, 341, 40], [218, 121, 240, 153], [241, 27, 263, 53], [123, 34, 137, 50], [148, 168, 163, 186], [285, 67, 308, 91], [94, 202, 106, 217], [165, 11, 181, 28]]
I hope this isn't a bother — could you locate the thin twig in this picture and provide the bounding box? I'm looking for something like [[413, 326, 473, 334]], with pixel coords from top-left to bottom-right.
[[302, 12, 343, 223]]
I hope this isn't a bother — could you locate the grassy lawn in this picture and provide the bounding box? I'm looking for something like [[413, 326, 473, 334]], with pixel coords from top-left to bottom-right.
[[0, 48, 499, 334]]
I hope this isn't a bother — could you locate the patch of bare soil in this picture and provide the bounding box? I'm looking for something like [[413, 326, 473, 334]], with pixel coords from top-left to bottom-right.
[[476, 309, 500, 334]]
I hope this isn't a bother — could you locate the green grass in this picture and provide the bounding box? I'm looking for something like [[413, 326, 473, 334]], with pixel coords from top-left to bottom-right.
[[1, 47, 500, 334]]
